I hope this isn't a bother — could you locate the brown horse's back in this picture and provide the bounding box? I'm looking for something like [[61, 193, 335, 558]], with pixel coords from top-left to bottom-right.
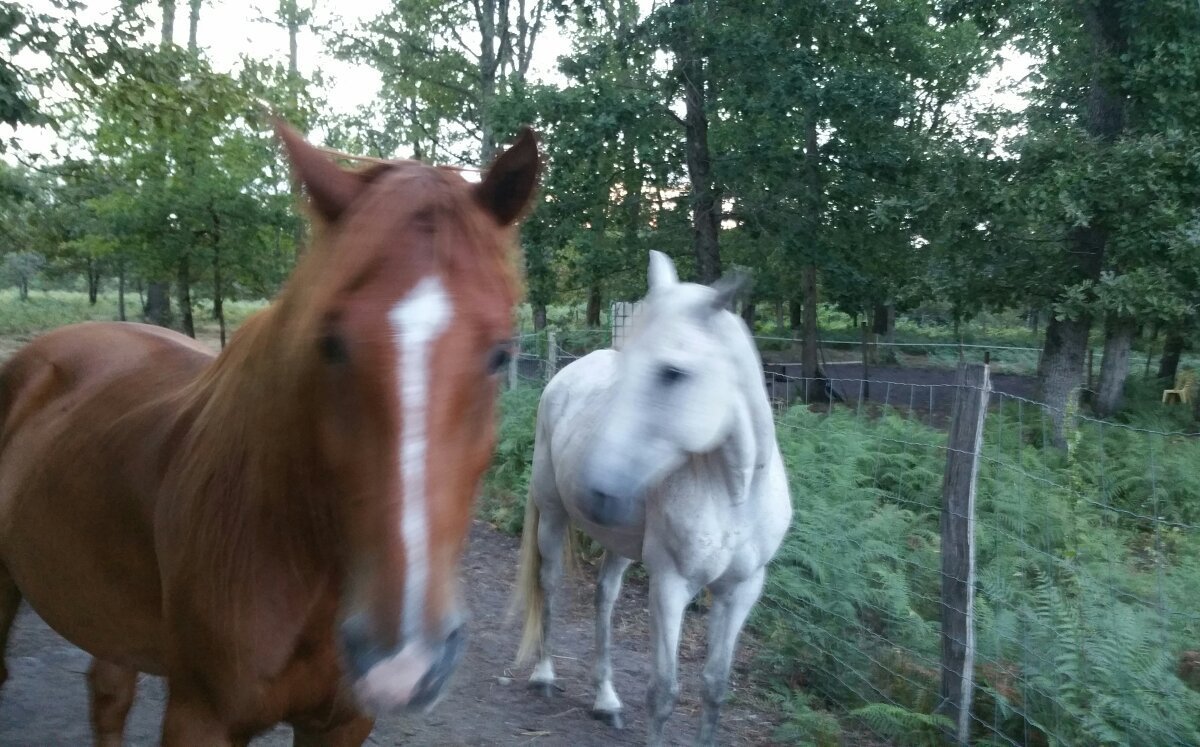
[[0, 322, 214, 674]]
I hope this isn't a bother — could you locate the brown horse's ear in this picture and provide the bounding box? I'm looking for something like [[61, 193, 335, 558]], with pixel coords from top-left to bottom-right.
[[274, 119, 367, 223], [474, 127, 540, 226]]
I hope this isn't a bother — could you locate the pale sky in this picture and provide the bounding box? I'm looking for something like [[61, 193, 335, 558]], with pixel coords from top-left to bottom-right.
[[9, 0, 1030, 164], [9, 0, 579, 163]]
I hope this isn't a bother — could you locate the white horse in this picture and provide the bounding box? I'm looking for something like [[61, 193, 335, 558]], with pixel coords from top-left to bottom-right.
[[513, 251, 792, 746]]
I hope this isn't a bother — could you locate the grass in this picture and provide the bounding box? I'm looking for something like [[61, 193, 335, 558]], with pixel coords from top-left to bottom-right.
[[0, 289, 123, 336], [0, 289, 269, 342]]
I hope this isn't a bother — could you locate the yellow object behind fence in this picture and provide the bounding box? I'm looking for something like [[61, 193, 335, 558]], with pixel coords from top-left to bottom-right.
[[1162, 368, 1197, 404]]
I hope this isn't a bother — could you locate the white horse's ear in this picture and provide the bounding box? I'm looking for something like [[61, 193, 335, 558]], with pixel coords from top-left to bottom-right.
[[710, 269, 751, 312], [648, 251, 678, 292]]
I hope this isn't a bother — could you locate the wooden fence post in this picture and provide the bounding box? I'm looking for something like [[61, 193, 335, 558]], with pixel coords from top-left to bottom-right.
[[860, 322, 870, 401], [547, 330, 557, 381], [937, 361, 990, 745], [508, 337, 520, 389]]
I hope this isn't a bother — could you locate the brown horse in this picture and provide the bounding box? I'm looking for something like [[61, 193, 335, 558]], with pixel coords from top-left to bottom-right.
[[0, 122, 539, 745]]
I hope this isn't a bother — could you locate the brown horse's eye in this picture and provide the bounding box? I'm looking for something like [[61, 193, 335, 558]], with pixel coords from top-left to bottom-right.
[[319, 332, 349, 365], [486, 344, 511, 375]]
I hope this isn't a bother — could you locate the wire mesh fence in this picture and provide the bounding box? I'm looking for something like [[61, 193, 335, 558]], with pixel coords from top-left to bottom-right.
[[753, 334, 1045, 378], [503, 330, 1200, 745]]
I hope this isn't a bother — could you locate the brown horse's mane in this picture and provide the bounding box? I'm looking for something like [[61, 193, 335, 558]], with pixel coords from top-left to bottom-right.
[[159, 157, 523, 625]]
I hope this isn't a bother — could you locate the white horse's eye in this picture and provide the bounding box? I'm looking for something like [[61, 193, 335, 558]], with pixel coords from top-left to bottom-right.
[[659, 365, 687, 385]]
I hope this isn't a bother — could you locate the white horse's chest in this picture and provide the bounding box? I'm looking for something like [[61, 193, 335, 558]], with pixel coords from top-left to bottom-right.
[[647, 470, 783, 584]]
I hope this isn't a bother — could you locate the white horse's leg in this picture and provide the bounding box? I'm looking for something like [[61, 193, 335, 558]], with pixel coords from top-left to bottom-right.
[[645, 571, 694, 747], [696, 569, 766, 746], [529, 501, 568, 696], [590, 550, 632, 728]]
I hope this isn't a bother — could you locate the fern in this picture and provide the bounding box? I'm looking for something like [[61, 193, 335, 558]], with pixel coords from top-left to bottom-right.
[[485, 382, 1200, 745], [850, 703, 952, 746], [771, 689, 842, 747]]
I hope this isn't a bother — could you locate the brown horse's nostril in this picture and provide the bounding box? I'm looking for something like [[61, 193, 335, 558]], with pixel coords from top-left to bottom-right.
[[341, 616, 468, 713], [410, 624, 467, 708], [339, 614, 385, 680]]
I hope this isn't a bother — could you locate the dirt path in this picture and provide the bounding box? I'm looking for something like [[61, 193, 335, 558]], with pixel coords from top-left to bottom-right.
[[0, 521, 782, 745]]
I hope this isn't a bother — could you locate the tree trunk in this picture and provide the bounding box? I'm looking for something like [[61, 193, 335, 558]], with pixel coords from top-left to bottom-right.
[[160, 0, 176, 45], [1036, 0, 1125, 445], [672, 0, 720, 284], [147, 0, 177, 328], [802, 264, 819, 380], [478, 0, 498, 164], [18, 278, 28, 301], [1094, 316, 1135, 417], [799, 98, 822, 382], [586, 284, 602, 328], [285, 1, 299, 80], [532, 302, 547, 332], [1158, 331, 1184, 382], [283, 0, 306, 259], [188, 0, 200, 50], [789, 299, 802, 332], [87, 260, 100, 305], [145, 282, 172, 327], [1039, 317, 1089, 447], [871, 303, 889, 335], [213, 213, 225, 347], [741, 300, 756, 330], [117, 260, 126, 321], [177, 253, 194, 337]]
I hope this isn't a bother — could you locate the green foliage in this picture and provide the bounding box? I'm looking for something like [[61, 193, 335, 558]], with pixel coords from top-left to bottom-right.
[[0, 0, 142, 138], [850, 703, 952, 746], [477, 363, 1200, 744], [0, 289, 118, 334], [1, 250, 45, 299], [750, 401, 1200, 745], [769, 689, 841, 746], [479, 386, 542, 534], [0, 289, 264, 337], [985, 570, 1200, 746]]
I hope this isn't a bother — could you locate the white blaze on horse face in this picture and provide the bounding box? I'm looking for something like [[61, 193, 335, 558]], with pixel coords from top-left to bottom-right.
[[388, 275, 453, 643]]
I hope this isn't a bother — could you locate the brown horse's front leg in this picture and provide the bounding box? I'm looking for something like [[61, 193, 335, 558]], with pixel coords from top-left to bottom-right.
[[87, 659, 138, 747], [161, 690, 237, 747], [292, 715, 374, 746]]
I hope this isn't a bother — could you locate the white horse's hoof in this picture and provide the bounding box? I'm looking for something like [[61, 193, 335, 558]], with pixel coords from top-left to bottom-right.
[[590, 708, 624, 729]]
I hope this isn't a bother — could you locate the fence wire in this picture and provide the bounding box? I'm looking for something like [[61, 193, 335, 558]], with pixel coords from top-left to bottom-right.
[[506, 332, 1200, 745]]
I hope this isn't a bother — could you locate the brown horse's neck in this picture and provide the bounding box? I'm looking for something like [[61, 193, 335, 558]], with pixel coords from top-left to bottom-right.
[[163, 292, 339, 603]]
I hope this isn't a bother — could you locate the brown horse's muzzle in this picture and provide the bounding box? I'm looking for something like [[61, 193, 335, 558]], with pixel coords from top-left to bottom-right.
[[339, 615, 467, 713]]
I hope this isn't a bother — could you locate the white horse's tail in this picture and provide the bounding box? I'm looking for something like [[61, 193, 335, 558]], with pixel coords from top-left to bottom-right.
[[512, 486, 576, 666], [513, 494, 544, 666]]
